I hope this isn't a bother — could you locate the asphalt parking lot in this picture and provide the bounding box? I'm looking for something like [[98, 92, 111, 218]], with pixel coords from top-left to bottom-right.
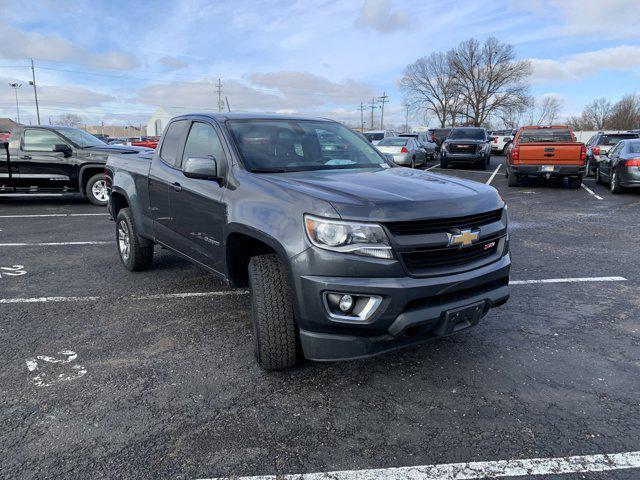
[[1, 155, 640, 480]]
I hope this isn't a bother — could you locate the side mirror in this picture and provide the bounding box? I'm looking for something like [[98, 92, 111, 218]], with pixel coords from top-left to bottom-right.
[[182, 156, 219, 180], [53, 144, 72, 157]]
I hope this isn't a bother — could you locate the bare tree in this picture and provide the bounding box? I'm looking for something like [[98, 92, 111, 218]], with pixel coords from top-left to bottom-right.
[[449, 37, 532, 127], [56, 113, 83, 127], [582, 97, 612, 130], [400, 52, 461, 128], [608, 94, 640, 130], [528, 95, 564, 125]]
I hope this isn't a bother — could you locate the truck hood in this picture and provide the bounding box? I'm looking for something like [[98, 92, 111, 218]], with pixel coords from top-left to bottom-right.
[[255, 167, 502, 222], [444, 139, 486, 146], [85, 145, 153, 154]]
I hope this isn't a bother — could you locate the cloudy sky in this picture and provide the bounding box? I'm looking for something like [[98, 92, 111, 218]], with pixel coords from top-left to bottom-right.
[[0, 0, 639, 128]]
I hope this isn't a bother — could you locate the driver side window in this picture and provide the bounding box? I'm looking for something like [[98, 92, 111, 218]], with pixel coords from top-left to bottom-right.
[[23, 129, 65, 152], [182, 122, 227, 168]]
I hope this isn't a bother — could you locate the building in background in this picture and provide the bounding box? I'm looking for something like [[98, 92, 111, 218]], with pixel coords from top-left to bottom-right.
[[85, 124, 147, 138], [146, 107, 184, 136]]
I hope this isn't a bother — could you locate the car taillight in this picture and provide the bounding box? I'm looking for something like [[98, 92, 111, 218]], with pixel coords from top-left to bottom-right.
[[593, 146, 600, 156], [626, 158, 640, 167], [580, 145, 587, 162], [511, 146, 519, 162], [401, 146, 409, 153], [493, 136, 498, 143]]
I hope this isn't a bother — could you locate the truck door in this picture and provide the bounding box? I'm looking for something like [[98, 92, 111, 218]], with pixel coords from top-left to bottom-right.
[[15, 128, 75, 191], [148, 119, 190, 245], [168, 120, 227, 273]]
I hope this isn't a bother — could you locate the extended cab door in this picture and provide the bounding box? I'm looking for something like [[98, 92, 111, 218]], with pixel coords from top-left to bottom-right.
[[15, 128, 75, 191], [167, 120, 228, 273], [148, 119, 190, 245], [0, 139, 13, 189]]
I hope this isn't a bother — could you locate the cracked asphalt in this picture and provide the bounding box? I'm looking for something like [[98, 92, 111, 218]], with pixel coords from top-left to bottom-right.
[[1, 155, 639, 479]]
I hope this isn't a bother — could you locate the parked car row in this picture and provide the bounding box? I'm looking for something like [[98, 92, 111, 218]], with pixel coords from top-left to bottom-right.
[[594, 138, 640, 193]]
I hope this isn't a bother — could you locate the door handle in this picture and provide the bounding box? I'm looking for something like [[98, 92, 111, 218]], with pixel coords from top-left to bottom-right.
[[20, 155, 32, 160], [171, 182, 182, 192]]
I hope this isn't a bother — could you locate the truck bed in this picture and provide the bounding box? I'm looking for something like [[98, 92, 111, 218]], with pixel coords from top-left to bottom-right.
[[517, 142, 584, 165]]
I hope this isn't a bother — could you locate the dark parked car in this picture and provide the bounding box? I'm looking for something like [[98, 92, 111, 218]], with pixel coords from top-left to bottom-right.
[[0, 126, 151, 205], [585, 131, 639, 175], [106, 113, 510, 370], [595, 139, 640, 194], [398, 132, 437, 160], [440, 127, 492, 170]]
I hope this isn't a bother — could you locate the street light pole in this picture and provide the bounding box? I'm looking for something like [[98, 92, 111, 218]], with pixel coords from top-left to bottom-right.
[[29, 59, 41, 125], [8, 83, 22, 123]]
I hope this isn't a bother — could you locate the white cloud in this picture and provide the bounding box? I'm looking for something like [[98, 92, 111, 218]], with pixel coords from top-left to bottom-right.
[[530, 45, 640, 83], [355, 0, 410, 33], [158, 56, 189, 70], [0, 25, 138, 70]]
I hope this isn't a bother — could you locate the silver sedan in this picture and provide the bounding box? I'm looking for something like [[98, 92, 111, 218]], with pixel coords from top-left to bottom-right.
[[376, 137, 426, 168]]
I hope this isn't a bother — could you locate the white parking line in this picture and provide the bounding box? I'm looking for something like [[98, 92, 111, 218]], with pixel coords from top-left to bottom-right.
[[0, 290, 248, 304], [0, 241, 110, 247], [581, 183, 604, 200], [486, 164, 502, 185], [510, 276, 626, 285], [425, 163, 441, 171], [0, 213, 109, 218], [201, 450, 640, 480]]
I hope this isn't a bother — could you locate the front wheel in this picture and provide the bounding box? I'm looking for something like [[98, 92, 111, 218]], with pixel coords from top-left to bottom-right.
[[248, 254, 299, 371], [86, 173, 109, 206], [507, 170, 520, 187], [115, 208, 154, 271], [610, 169, 624, 194]]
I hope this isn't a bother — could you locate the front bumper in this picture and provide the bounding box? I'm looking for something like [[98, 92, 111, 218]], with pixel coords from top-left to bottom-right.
[[441, 150, 488, 163], [294, 254, 511, 361], [509, 164, 587, 177]]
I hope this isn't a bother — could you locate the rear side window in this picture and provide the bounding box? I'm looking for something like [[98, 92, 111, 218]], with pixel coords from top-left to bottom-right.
[[23, 129, 65, 152], [599, 134, 638, 146], [182, 122, 227, 166], [519, 128, 573, 143], [159, 120, 189, 167]]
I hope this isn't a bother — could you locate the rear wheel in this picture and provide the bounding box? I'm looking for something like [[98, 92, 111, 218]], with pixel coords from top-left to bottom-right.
[[248, 254, 299, 371], [86, 173, 109, 206], [115, 208, 154, 271], [507, 170, 520, 187], [610, 169, 624, 194]]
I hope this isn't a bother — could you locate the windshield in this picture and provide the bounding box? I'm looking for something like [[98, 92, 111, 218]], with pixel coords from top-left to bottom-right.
[[600, 134, 638, 146], [228, 120, 389, 172], [448, 129, 486, 141], [519, 128, 573, 143], [54, 127, 106, 148], [378, 138, 408, 147], [363, 132, 384, 141]]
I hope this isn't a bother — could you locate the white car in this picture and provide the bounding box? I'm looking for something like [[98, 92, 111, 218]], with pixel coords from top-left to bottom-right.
[[376, 137, 426, 168], [488, 130, 514, 155], [364, 129, 397, 146]]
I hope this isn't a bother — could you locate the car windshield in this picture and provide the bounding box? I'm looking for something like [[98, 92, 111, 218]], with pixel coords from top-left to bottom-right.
[[519, 128, 573, 143], [628, 141, 640, 154], [378, 138, 408, 147], [600, 134, 638, 146], [363, 132, 384, 141], [227, 120, 389, 172], [54, 127, 106, 148], [448, 129, 486, 140]]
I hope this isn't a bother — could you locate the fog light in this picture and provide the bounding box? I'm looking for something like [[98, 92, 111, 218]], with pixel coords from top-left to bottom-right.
[[338, 294, 354, 312]]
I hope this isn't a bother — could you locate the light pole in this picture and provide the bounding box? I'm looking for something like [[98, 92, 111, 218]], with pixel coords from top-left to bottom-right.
[[8, 83, 22, 123]]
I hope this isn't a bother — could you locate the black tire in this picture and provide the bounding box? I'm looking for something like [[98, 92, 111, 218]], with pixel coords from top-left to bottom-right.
[[85, 173, 109, 206], [248, 254, 298, 371], [115, 208, 154, 271], [440, 159, 449, 169], [610, 169, 624, 194], [567, 176, 582, 189], [411, 156, 416, 168], [507, 170, 520, 187]]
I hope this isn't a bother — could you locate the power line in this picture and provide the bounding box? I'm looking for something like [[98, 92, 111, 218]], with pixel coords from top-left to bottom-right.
[[358, 101, 365, 131], [378, 91, 388, 130]]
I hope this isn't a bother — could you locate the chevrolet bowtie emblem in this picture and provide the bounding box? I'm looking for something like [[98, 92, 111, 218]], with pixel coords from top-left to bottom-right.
[[447, 228, 480, 247]]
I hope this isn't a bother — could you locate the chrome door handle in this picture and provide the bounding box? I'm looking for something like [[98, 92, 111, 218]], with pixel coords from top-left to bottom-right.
[[171, 182, 182, 192]]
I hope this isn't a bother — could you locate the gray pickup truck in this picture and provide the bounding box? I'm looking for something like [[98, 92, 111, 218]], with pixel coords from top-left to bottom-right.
[[106, 113, 510, 370]]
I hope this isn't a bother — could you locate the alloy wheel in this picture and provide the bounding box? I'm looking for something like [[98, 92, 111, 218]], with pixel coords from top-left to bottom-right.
[[92, 180, 109, 202], [118, 220, 131, 261]]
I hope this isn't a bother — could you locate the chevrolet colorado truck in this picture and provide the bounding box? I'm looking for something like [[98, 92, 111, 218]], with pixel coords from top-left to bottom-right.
[[106, 113, 510, 370], [1, 125, 151, 205], [506, 126, 587, 188]]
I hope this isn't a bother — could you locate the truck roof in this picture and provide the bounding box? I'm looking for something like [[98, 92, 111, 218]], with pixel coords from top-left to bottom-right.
[[171, 112, 334, 122]]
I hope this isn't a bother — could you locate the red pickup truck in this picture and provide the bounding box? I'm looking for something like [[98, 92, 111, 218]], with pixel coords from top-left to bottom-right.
[[506, 126, 587, 188]]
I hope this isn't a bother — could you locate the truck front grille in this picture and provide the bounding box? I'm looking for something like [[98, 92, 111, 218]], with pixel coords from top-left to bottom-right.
[[448, 144, 478, 154], [401, 239, 500, 273], [386, 209, 502, 236]]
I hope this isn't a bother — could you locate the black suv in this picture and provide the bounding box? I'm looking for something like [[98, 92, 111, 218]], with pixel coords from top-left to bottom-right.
[[440, 127, 492, 170]]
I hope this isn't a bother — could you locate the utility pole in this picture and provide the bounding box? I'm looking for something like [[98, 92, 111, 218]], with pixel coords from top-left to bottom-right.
[[216, 78, 223, 112], [8, 83, 21, 123], [29, 59, 41, 125], [378, 92, 389, 130], [404, 103, 410, 133], [369, 97, 377, 130], [358, 101, 365, 132]]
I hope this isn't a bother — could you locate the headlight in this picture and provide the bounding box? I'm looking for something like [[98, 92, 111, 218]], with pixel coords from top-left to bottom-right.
[[304, 215, 393, 259]]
